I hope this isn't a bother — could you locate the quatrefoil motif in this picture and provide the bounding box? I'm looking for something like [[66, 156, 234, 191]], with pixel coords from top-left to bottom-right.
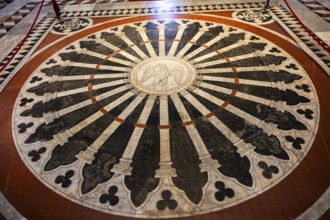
[[156, 190, 178, 211], [99, 186, 120, 206], [258, 161, 279, 179]]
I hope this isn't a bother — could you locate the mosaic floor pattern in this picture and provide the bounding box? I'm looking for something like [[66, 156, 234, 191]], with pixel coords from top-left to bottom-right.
[[12, 14, 319, 218]]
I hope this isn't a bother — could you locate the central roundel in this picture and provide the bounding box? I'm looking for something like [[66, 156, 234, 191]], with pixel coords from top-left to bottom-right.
[[130, 57, 196, 94]]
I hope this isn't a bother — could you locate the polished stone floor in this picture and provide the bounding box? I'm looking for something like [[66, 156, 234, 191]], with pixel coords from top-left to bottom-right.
[[0, 0, 330, 219]]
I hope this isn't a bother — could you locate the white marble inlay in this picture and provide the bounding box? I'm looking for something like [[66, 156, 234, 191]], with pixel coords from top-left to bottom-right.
[[129, 57, 196, 95]]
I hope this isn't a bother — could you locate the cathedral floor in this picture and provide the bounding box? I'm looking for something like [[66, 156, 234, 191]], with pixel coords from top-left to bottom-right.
[[0, 0, 329, 219]]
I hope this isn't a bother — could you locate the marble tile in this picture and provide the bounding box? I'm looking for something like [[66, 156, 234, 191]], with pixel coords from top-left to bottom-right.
[[297, 186, 330, 220], [315, 31, 330, 46], [318, 0, 330, 8], [305, 3, 325, 10], [0, 192, 26, 220], [315, 10, 330, 17], [0, 33, 25, 62], [0, 0, 32, 16]]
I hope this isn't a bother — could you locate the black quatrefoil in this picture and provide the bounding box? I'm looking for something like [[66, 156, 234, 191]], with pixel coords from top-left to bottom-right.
[[28, 147, 46, 162], [258, 161, 279, 179], [156, 190, 178, 211], [181, 20, 189, 24], [297, 109, 314, 119], [18, 122, 34, 133], [55, 170, 75, 188], [250, 36, 260, 40], [46, 59, 57, 65], [269, 47, 281, 53], [66, 45, 76, 50], [285, 63, 299, 70], [99, 186, 119, 206], [19, 98, 34, 106], [296, 84, 311, 93], [30, 76, 42, 84], [87, 35, 96, 39], [205, 22, 213, 26], [134, 22, 142, 26], [214, 181, 235, 202], [285, 136, 305, 150]]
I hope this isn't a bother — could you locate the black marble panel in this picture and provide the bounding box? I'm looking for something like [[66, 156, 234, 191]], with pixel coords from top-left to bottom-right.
[[124, 100, 160, 207], [169, 97, 208, 204]]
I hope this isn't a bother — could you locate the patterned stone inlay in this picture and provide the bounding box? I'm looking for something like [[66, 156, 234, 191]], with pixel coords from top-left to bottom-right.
[[233, 9, 273, 24], [52, 18, 92, 34], [130, 57, 196, 94], [13, 17, 319, 218]]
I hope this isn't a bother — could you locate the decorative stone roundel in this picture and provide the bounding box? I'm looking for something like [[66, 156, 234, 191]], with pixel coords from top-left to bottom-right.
[[233, 10, 273, 24], [13, 17, 319, 218], [52, 18, 93, 34], [130, 57, 196, 94]]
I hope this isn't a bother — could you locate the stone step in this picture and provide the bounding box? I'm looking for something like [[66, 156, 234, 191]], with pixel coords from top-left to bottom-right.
[[300, 0, 316, 3], [305, 3, 325, 10], [315, 10, 330, 17]]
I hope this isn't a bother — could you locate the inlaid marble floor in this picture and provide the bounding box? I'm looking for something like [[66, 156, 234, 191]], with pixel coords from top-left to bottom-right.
[[0, 0, 330, 219]]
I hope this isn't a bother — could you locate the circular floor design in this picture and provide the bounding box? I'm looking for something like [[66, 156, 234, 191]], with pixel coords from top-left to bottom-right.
[[13, 17, 319, 218]]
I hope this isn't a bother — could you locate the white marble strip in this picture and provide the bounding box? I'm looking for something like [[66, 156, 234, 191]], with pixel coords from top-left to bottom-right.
[[297, 186, 330, 220], [200, 66, 279, 74], [58, 85, 129, 117], [56, 79, 125, 98], [93, 79, 125, 90], [138, 28, 157, 57], [199, 82, 282, 112], [159, 24, 166, 57], [198, 53, 256, 68], [70, 111, 104, 136], [70, 91, 135, 135], [198, 59, 226, 68], [183, 93, 239, 142], [167, 26, 186, 57], [159, 97, 171, 163], [183, 93, 242, 144], [69, 62, 127, 72], [176, 29, 206, 58], [120, 34, 149, 60], [76, 95, 145, 163], [202, 75, 274, 88], [105, 56, 132, 66], [103, 91, 135, 112], [96, 39, 141, 62], [171, 94, 209, 157], [60, 73, 125, 81], [74, 0, 266, 12], [192, 88, 276, 135], [0, 192, 26, 220], [95, 39, 120, 51], [185, 34, 225, 59], [119, 95, 145, 119], [78, 49, 132, 66], [121, 98, 155, 159], [191, 51, 217, 63], [192, 39, 247, 63]]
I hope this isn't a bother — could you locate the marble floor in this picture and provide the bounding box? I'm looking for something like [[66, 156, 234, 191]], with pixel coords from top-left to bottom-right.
[[0, 0, 330, 219]]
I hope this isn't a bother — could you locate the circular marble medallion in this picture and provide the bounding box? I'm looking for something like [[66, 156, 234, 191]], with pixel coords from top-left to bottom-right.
[[233, 10, 273, 24], [13, 16, 319, 218], [52, 17, 93, 34], [130, 57, 196, 94]]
